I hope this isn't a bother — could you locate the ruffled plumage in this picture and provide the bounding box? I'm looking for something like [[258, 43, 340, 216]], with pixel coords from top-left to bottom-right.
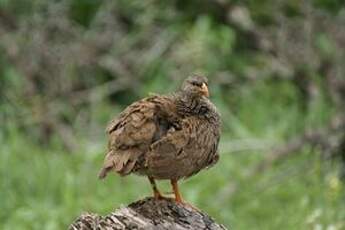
[[99, 76, 221, 182]]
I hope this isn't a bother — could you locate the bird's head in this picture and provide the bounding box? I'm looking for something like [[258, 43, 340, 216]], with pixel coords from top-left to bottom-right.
[[181, 75, 209, 98]]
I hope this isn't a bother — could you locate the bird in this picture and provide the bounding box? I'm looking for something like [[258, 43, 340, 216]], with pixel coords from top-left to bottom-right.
[[98, 75, 221, 203]]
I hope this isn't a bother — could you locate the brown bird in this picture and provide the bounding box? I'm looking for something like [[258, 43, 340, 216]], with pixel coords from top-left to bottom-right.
[[98, 75, 221, 203]]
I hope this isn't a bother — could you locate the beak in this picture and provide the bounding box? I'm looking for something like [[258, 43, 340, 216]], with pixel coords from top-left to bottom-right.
[[201, 83, 209, 97]]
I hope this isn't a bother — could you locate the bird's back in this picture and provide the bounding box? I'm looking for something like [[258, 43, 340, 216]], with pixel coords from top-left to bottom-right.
[[98, 95, 179, 178]]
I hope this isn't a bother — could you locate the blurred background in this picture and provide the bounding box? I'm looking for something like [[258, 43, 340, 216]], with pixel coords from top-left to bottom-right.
[[1, 0, 345, 229]]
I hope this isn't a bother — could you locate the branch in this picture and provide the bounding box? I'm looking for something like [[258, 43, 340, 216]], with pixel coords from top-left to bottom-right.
[[249, 114, 345, 175], [69, 197, 227, 230], [217, 114, 345, 201]]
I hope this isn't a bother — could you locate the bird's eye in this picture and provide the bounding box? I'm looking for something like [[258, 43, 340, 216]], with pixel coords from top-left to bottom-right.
[[191, 81, 202, 87]]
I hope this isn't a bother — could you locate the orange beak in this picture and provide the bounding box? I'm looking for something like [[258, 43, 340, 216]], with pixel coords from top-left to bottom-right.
[[201, 83, 209, 97]]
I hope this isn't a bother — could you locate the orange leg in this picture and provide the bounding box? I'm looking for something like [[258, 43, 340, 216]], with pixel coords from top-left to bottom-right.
[[171, 179, 183, 203], [148, 177, 164, 199]]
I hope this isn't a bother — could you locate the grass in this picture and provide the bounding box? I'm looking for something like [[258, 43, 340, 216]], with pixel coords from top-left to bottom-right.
[[1, 72, 344, 229], [1, 1, 344, 229], [1, 128, 345, 230]]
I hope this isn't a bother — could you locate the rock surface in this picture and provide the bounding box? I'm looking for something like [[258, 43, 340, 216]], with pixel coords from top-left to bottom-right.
[[69, 197, 228, 230]]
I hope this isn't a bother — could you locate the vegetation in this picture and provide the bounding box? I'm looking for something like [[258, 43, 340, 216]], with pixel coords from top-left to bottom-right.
[[1, 0, 344, 229]]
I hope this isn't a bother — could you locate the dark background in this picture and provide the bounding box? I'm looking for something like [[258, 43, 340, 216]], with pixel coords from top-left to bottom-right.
[[1, 0, 345, 229]]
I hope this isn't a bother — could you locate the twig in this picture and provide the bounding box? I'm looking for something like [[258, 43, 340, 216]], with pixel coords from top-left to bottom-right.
[[248, 114, 345, 176]]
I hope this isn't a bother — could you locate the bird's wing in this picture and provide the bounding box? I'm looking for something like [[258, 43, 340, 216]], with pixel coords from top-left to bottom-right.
[[146, 116, 220, 179], [99, 95, 178, 178]]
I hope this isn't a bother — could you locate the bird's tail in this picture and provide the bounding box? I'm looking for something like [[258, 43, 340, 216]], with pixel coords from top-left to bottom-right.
[[98, 148, 142, 179], [98, 167, 110, 179]]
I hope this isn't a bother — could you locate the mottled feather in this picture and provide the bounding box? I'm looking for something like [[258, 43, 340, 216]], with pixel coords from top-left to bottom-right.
[[98, 75, 221, 181]]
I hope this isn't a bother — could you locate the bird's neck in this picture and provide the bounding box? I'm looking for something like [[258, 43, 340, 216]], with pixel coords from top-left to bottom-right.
[[175, 91, 218, 122]]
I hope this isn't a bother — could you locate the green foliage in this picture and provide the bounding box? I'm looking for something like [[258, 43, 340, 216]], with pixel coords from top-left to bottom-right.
[[1, 127, 344, 229], [70, 0, 102, 27], [2, 72, 344, 228], [1, 0, 345, 229]]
